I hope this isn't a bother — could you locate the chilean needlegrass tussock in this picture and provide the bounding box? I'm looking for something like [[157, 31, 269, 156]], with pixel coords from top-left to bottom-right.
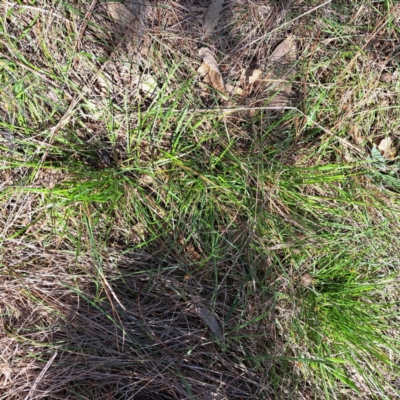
[[1, 0, 400, 399]]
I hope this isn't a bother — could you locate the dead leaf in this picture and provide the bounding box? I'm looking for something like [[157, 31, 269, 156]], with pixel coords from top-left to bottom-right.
[[377, 136, 395, 159], [197, 62, 210, 77], [349, 124, 363, 145], [267, 80, 293, 109], [198, 47, 226, 96], [203, 0, 224, 37], [185, 244, 201, 261], [268, 35, 297, 65], [195, 306, 224, 342], [225, 83, 244, 96], [241, 68, 262, 92], [248, 69, 262, 84], [0, 361, 12, 386], [266, 36, 297, 109], [138, 174, 154, 185], [133, 74, 158, 96]]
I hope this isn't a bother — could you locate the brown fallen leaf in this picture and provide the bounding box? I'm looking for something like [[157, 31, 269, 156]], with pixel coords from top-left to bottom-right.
[[0, 360, 13, 386], [203, 0, 224, 37], [225, 83, 244, 96], [197, 62, 211, 77], [349, 124, 363, 145], [185, 243, 201, 261], [238, 69, 262, 100], [267, 80, 293, 109], [266, 35, 297, 109], [268, 35, 297, 65], [133, 73, 158, 96], [198, 47, 226, 96], [377, 136, 395, 159], [138, 174, 154, 185], [248, 69, 262, 84]]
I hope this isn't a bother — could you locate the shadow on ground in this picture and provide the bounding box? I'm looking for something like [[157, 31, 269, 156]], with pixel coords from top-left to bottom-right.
[[0, 244, 293, 399]]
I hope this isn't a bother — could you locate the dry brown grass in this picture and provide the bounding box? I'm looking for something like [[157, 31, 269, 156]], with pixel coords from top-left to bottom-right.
[[0, 242, 282, 399]]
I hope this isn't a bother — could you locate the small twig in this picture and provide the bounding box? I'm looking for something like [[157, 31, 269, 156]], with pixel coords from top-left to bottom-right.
[[170, 105, 296, 113]]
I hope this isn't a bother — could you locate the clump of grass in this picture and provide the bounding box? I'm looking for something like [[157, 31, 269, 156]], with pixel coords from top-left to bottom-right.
[[299, 278, 399, 397], [1, 0, 400, 399]]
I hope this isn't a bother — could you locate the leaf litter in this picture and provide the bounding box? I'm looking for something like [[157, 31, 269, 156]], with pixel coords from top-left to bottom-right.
[[377, 135, 396, 159], [197, 47, 226, 93], [198, 47, 244, 98], [268, 35, 297, 65], [247, 69, 263, 85], [265, 35, 297, 109], [198, 47, 226, 96], [3, 1, 399, 399], [197, 36, 297, 107], [133, 73, 159, 97]]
